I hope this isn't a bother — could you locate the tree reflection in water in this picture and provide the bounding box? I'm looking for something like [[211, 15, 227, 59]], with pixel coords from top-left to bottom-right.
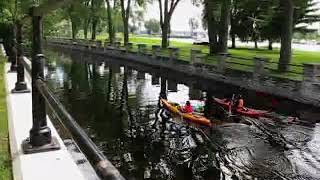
[[45, 49, 320, 180]]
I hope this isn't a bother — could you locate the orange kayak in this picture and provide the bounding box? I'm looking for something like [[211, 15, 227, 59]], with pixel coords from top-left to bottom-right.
[[161, 98, 216, 127]]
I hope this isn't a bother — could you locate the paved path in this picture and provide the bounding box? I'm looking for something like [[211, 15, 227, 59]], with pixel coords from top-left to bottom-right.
[[2, 44, 88, 180]]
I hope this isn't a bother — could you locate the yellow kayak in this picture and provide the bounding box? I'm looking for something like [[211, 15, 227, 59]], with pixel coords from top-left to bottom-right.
[[161, 98, 223, 127]]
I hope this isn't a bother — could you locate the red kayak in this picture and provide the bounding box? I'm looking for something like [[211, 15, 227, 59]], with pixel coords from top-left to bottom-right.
[[213, 98, 269, 118]]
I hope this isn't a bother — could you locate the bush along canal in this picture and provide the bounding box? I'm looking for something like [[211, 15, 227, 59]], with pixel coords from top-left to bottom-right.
[[43, 48, 320, 180]]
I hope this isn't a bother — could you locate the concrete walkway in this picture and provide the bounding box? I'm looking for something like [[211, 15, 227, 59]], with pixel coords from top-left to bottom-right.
[[2, 45, 88, 180]]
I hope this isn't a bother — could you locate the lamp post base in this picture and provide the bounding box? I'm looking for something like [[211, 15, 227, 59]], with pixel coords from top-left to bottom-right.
[[22, 136, 60, 154], [11, 82, 30, 94], [9, 65, 17, 72]]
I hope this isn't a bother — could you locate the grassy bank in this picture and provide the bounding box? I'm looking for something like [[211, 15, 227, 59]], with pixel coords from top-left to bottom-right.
[[92, 34, 320, 80], [0, 54, 11, 179], [95, 34, 320, 65]]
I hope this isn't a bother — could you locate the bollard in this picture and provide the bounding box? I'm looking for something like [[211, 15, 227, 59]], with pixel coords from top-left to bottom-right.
[[96, 40, 102, 48], [167, 80, 178, 92], [190, 49, 203, 64], [22, 10, 60, 154], [301, 63, 320, 100], [217, 53, 228, 73], [302, 63, 320, 83], [125, 42, 133, 53], [12, 21, 30, 93], [168, 47, 180, 60], [114, 41, 121, 48], [253, 57, 268, 77], [138, 44, 147, 55], [152, 45, 161, 58], [103, 41, 109, 52], [189, 85, 202, 100]]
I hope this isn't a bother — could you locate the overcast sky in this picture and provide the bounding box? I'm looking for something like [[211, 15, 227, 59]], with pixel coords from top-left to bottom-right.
[[144, 0, 204, 31], [143, 0, 320, 32]]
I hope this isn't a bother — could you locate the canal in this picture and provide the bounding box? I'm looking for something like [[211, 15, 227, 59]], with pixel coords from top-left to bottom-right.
[[44, 48, 320, 180]]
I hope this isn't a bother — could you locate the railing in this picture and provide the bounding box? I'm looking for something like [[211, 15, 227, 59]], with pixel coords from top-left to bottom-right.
[[21, 55, 124, 180], [8, 13, 125, 180]]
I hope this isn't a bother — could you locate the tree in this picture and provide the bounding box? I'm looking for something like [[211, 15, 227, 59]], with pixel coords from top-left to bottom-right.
[[188, 17, 199, 36], [120, 0, 145, 44], [278, 0, 294, 72], [65, 2, 84, 39], [157, 0, 182, 48], [218, 0, 231, 53], [130, 9, 144, 33], [120, 0, 132, 45], [202, 0, 220, 54], [105, 0, 115, 44], [144, 19, 160, 34], [82, 0, 91, 39], [91, 0, 104, 40]]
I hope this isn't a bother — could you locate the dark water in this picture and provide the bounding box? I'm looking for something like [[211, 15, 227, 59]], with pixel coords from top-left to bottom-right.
[[44, 49, 320, 180]]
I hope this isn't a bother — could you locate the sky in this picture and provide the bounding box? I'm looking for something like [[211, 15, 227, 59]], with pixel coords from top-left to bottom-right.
[[144, 0, 204, 31], [143, 0, 320, 32]]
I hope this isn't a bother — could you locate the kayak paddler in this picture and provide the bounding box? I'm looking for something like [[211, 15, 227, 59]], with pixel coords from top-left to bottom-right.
[[235, 94, 248, 111], [182, 101, 194, 113]]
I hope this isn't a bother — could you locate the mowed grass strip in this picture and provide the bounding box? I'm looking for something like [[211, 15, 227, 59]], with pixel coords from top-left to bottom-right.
[[0, 53, 11, 180], [89, 34, 320, 80]]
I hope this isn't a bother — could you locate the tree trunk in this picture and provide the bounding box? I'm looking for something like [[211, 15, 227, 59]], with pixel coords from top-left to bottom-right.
[[268, 39, 273, 50], [278, 0, 294, 72], [84, 18, 90, 39], [254, 40, 258, 49], [84, 27, 88, 39], [231, 33, 236, 49], [123, 20, 129, 45], [161, 20, 169, 48], [71, 21, 77, 40], [91, 19, 97, 40], [205, 0, 218, 54], [120, 0, 131, 45], [106, 0, 115, 44], [218, 0, 231, 53]]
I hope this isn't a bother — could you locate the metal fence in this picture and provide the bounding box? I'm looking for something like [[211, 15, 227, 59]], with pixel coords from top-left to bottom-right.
[[9, 14, 125, 180]]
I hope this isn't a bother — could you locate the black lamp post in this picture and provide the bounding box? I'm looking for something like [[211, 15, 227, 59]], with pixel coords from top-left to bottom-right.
[[22, 7, 60, 154], [12, 21, 30, 93]]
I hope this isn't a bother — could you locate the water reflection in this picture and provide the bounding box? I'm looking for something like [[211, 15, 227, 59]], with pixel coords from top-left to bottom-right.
[[45, 49, 320, 180]]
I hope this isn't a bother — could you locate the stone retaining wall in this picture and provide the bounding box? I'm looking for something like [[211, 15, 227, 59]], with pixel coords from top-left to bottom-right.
[[46, 38, 320, 107]]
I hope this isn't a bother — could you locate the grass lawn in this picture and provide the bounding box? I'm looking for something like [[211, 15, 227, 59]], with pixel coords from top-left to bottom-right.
[[93, 33, 320, 80], [95, 33, 320, 64], [0, 54, 11, 180]]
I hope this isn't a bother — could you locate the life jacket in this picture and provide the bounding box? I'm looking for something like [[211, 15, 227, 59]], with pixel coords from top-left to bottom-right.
[[183, 105, 193, 113]]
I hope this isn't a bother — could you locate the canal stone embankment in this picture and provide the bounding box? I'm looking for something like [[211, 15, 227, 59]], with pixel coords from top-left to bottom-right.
[[46, 38, 320, 108]]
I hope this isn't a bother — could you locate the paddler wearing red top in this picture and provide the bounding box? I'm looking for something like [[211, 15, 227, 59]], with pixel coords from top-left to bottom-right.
[[182, 101, 193, 113]]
